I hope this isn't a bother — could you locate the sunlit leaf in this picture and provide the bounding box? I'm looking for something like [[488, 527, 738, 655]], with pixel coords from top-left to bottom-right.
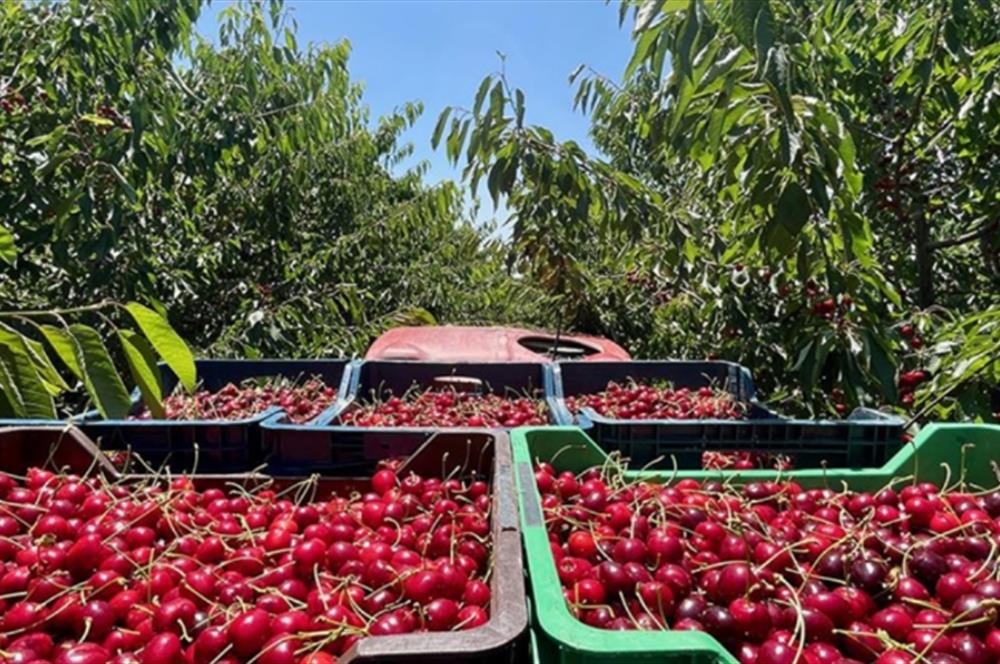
[[124, 302, 196, 392], [119, 330, 165, 418], [0, 226, 15, 265], [69, 324, 133, 420], [0, 328, 57, 418]]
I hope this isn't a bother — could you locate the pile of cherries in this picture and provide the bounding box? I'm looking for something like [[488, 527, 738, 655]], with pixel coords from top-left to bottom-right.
[[0, 462, 492, 664], [535, 459, 1000, 663], [701, 451, 793, 472], [565, 381, 747, 421], [132, 378, 336, 424], [340, 387, 548, 428]]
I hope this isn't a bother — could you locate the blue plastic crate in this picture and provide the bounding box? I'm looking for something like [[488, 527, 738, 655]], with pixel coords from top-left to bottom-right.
[[550, 360, 905, 469], [262, 360, 553, 474], [77, 359, 352, 473]]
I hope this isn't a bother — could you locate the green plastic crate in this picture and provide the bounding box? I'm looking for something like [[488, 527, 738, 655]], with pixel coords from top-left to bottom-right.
[[511, 423, 1000, 664]]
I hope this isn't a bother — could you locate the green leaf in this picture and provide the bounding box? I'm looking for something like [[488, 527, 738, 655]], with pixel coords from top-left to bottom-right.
[[677, 1, 702, 80], [776, 182, 810, 232], [123, 302, 196, 392], [0, 354, 24, 417], [753, 2, 775, 75], [864, 329, 898, 403], [811, 332, 832, 392], [625, 27, 659, 80], [764, 182, 811, 252], [838, 131, 862, 197], [729, 0, 764, 50], [634, 0, 665, 34], [69, 324, 133, 420], [0, 387, 14, 418], [79, 113, 115, 127], [119, 330, 165, 419], [473, 76, 492, 117], [107, 164, 137, 204], [943, 19, 961, 57], [0, 225, 15, 265], [38, 325, 84, 380], [389, 307, 437, 328], [793, 339, 816, 392], [431, 108, 450, 149], [22, 336, 70, 393], [487, 159, 505, 208], [0, 327, 57, 419]]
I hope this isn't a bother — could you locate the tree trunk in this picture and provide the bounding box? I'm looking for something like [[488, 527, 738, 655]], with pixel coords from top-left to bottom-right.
[[915, 206, 935, 308]]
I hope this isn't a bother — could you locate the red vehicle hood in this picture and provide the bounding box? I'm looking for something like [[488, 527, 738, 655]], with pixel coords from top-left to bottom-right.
[[365, 326, 630, 363]]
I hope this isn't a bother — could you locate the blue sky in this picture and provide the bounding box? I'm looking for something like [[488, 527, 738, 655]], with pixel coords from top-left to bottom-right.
[[196, 1, 635, 222]]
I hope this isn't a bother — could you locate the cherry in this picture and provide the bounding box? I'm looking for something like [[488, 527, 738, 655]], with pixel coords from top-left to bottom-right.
[[716, 563, 754, 602], [571, 578, 606, 606], [876, 651, 914, 664], [75, 600, 115, 640], [757, 640, 797, 664], [259, 636, 301, 664], [153, 598, 197, 633], [425, 598, 460, 630], [803, 591, 852, 627], [910, 549, 949, 586], [404, 569, 444, 603], [936, 572, 975, 607], [952, 632, 991, 664], [802, 608, 835, 642], [56, 643, 113, 664], [463, 579, 491, 606], [729, 598, 770, 639], [193, 627, 228, 664], [568, 531, 598, 559], [870, 608, 912, 640], [849, 559, 888, 591], [457, 605, 488, 629], [140, 634, 181, 664], [228, 609, 272, 658]]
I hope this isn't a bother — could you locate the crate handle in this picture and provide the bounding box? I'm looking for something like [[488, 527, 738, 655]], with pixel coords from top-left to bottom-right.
[[431, 375, 483, 393]]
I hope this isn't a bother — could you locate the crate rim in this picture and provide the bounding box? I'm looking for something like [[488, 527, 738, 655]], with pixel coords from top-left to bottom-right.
[[510, 424, 739, 662], [551, 358, 757, 393], [346, 359, 553, 403], [74, 358, 353, 426], [261, 408, 555, 433], [575, 404, 905, 429]]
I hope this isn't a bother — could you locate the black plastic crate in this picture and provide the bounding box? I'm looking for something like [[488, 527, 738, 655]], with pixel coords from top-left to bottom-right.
[[548, 360, 756, 421], [550, 360, 905, 470], [581, 406, 904, 469], [262, 360, 552, 475], [77, 359, 351, 473]]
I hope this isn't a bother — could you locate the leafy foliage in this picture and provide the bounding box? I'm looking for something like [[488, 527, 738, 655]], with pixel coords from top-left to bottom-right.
[[1, 0, 549, 364], [439, 0, 1000, 419]]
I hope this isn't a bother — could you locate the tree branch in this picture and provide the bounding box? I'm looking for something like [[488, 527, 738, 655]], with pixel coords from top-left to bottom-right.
[[928, 218, 998, 251], [0, 301, 115, 317]]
